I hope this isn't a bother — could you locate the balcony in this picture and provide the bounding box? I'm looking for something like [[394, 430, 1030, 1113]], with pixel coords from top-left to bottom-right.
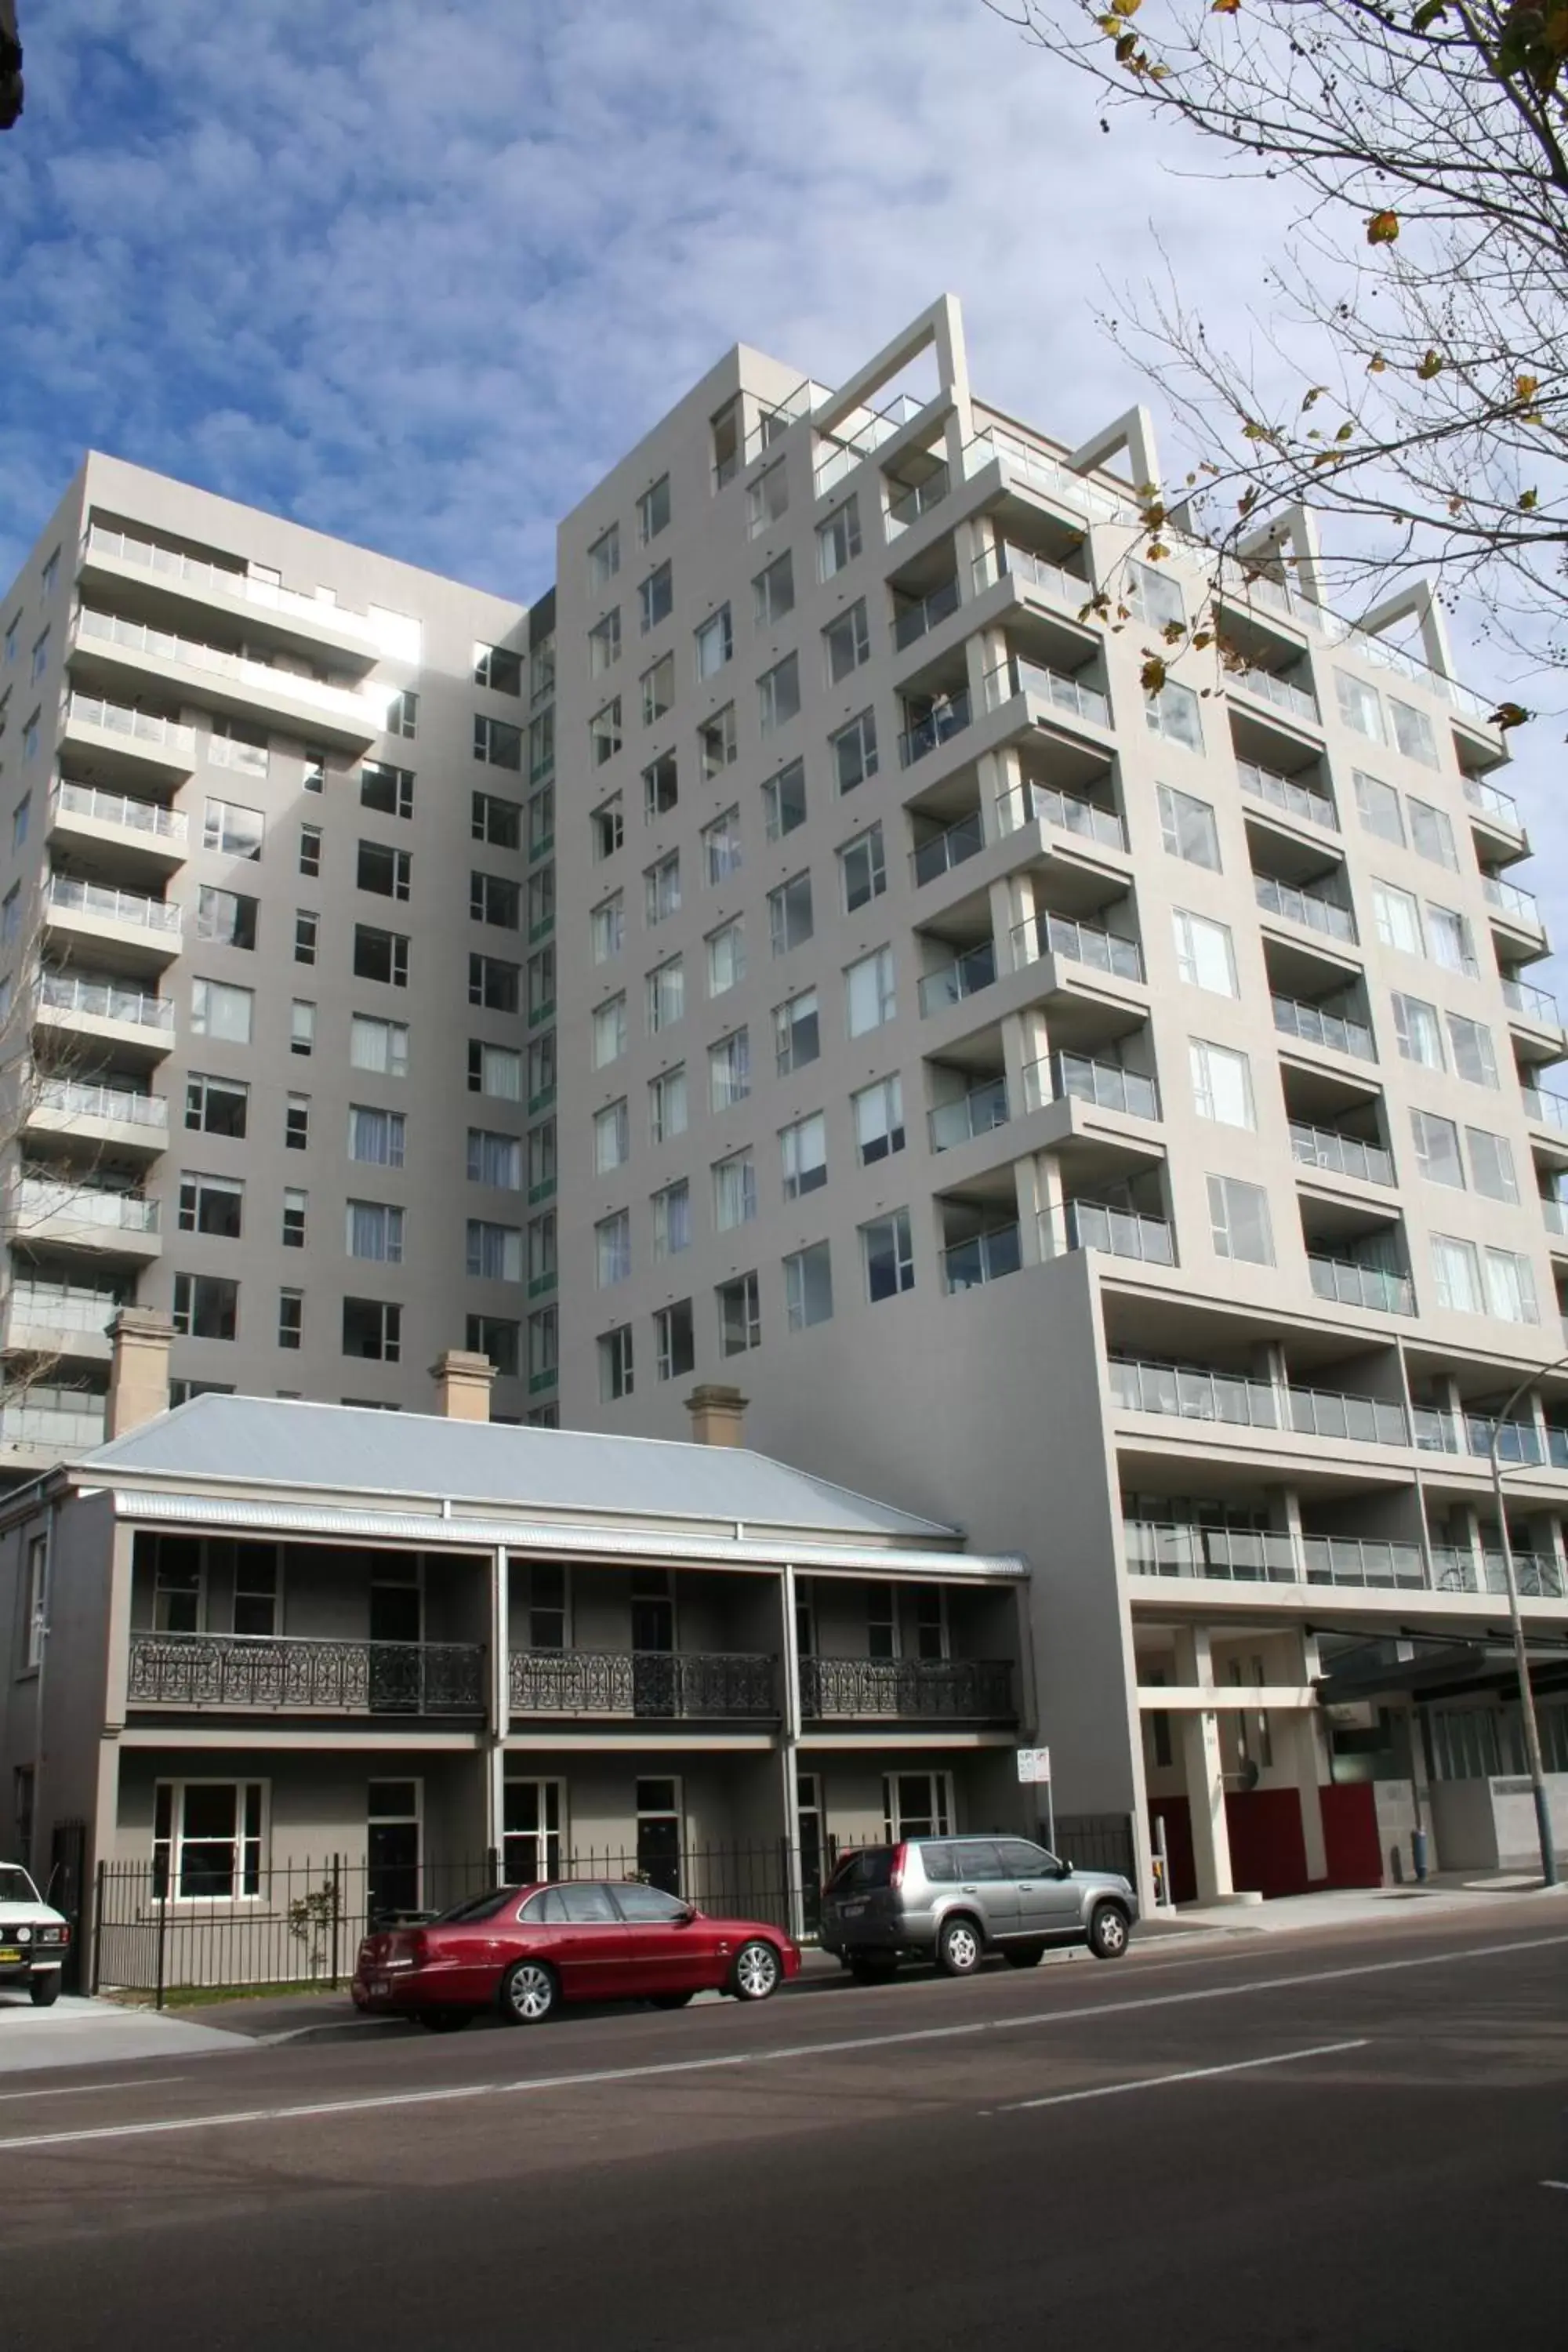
[[83, 522, 419, 666], [985, 652, 1110, 731], [892, 575, 961, 652], [962, 426, 1137, 530], [10, 1177, 161, 1259], [918, 940, 998, 1017], [973, 540, 1091, 617], [1431, 1547, 1566, 1599], [1110, 1356, 1409, 1447], [127, 1632, 485, 1715], [1014, 909, 1145, 984], [898, 689, 972, 769], [1273, 993, 1375, 1062], [929, 1076, 1010, 1152], [1290, 1120, 1394, 1187], [1483, 873, 1546, 942], [1004, 779, 1126, 854], [61, 692, 197, 787], [1503, 977, 1563, 1032], [26, 1076, 169, 1157], [912, 812, 985, 887], [1043, 1199, 1175, 1266], [813, 390, 932, 499], [1028, 1051, 1160, 1122], [1237, 759, 1338, 833], [800, 1656, 1015, 1723], [510, 1650, 779, 1719], [2, 1283, 122, 1361], [33, 969, 176, 1060], [73, 608, 388, 750], [1462, 775, 1526, 852], [1254, 873, 1356, 946], [1124, 1522, 1298, 1584], [1522, 1082, 1568, 1135], [0, 1387, 106, 1457], [42, 875, 182, 968], [885, 466, 952, 536], [1232, 666, 1319, 728], [49, 779, 188, 876], [942, 1222, 1023, 1292], [1308, 1254, 1414, 1314], [1301, 1537, 1426, 1589]]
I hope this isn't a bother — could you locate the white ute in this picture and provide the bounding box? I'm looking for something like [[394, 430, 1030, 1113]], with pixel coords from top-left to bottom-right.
[[0, 1864, 70, 2006]]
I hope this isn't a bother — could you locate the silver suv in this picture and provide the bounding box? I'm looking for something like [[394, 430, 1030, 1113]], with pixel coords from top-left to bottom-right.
[[819, 1836, 1138, 1979]]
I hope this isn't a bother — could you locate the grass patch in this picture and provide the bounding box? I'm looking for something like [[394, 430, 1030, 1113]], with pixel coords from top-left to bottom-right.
[[107, 1979, 350, 2012]]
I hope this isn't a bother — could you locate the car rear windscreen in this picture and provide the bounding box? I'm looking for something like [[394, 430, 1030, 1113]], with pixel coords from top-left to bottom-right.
[[826, 1849, 893, 1893]]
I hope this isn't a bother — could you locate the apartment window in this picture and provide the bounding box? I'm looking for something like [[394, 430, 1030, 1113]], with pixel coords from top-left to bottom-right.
[[1336, 672, 1385, 743], [529, 707, 555, 782], [1171, 909, 1237, 996], [201, 797, 264, 860], [293, 909, 318, 966], [152, 1780, 263, 1901], [699, 704, 737, 776], [713, 1149, 757, 1232], [710, 1029, 751, 1110], [862, 1210, 915, 1302], [1411, 1109, 1465, 1189], [348, 1200, 405, 1265], [1189, 1039, 1255, 1129], [768, 872, 815, 956], [172, 1272, 238, 1341], [466, 1220, 522, 1282], [361, 761, 414, 819], [470, 714, 524, 774], [27, 630, 47, 682], [343, 1298, 401, 1362], [588, 610, 622, 677], [655, 1301, 695, 1382], [40, 547, 59, 596], [1467, 1127, 1519, 1204], [831, 710, 878, 793], [846, 946, 897, 1036], [757, 758, 807, 843], [289, 1000, 316, 1056], [1129, 560, 1185, 630], [589, 522, 621, 590], [385, 691, 419, 740], [474, 642, 523, 695], [298, 824, 322, 879], [466, 1128, 521, 1190], [598, 1325, 634, 1401], [824, 600, 870, 684], [1145, 680, 1201, 750], [1448, 1011, 1498, 1087], [637, 475, 671, 546], [638, 753, 679, 826], [652, 1178, 691, 1259], [595, 1210, 631, 1287], [528, 1120, 557, 1197], [1390, 697, 1439, 768], [639, 562, 673, 636], [352, 1014, 409, 1078], [1484, 1247, 1539, 1323], [646, 954, 684, 1033], [840, 823, 886, 912], [354, 926, 409, 987], [527, 1305, 558, 1384], [350, 1105, 407, 1168], [527, 785, 554, 859], [590, 699, 622, 767], [1427, 903, 1476, 978], [780, 1112, 827, 1199], [757, 652, 800, 736], [178, 1171, 243, 1239], [592, 993, 628, 1069], [1157, 784, 1220, 870], [285, 1094, 310, 1150], [695, 606, 734, 681], [469, 952, 520, 1012], [301, 746, 327, 794], [185, 1074, 249, 1138], [191, 978, 253, 1044], [717, 1272, 760, 1357], [1432, 1233, 1483, 1313], [593, 794, 625, 862], [470, 872, 521, 931], [641, 653, 674, 728], [775, 985, 820, 1074], [278, 1291, 303, 1351], [1207, 1174, 1274, 1265], [467, 1314, 520, 1377], [649, 1067, 688, 1146], [753, 553, 795, 629], [197, 886, 258, 950], [712, 397, 741, 487], [1407, 797, 1457, 869], [281, 1189, 307, 1248], [470, 790, 521, 852], [645, 851, 681, 926], [1392, 991, 1445, 1069], [0, 884, 16, 945], [853, 1074, 905, 1164], [747, 460, 789, 537], [11, 794, 28, 853], [818, 497, 862, 580], [20, 710, 40, 761], [1372, 880, 1424, 956], [594, 1099, 630, 1174], [701, 807, 742, 887], [785, 1243, 833, 1331]]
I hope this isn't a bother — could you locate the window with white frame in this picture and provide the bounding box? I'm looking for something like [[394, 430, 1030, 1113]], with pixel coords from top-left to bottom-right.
[[846, 946, 896, 1035], [347, 1200, 405, 1264], [818, 497, 862, 580], [639, 561, 673, 635], [1352, 770, 1404, 846], [695, 606, 734, 680], [466, 1038, 518, 1098], [592, 795, 624, 862], [1408, 797, 1457, 868], [717, 1271, 760, 1356], [1389, 698, 1439, 768], [840, 823, 886, 912], [1189, 1039, 1255, 1129], [649, 1066, 687, 1145], [592, 893, 624, 964], [588, 523, 620, 588], [780, 1112, 827, 1200], [747, 461, 788, 537], [830, 710, 878, 793], [753, 552, 795, 627], [1467, 1127, 1519, 1203], [652, 1178, 691, 1260], [1145, 680, 1200, 750], [655, 1300, 695, 1382], [593, 1099, 630, 1173], [595, 1210, 631, 1287], [1448, 1011, 1498, 1086], [466, 1128, 521, 1190], [1207, 1174, 1274, 1265], [699, 704, 736, 776], [588, 609, 621, 677], [762, 757, 806, 840], [1171, 909, 1237, 996], [1426, 902, 1475, 976], [784, 1243, 833, 1330], [1157, 783, 1220, 869], [592, 994, 627, 1069], [768, 872, 814, 956], [643, 753, 677, 821], [862, 1209, 915, 1301], [757, 651, 800, 735], [646, 955, 684, 1033], [466, 1220, 522, 1282], [1336, 672, 1385, 742], [1411, 1108, 1465, 1189], [590, 698, 622, 767], [637, 475, 671, 546], [191, 978, 254, 1044], [703, 806, 743, 884], [824, 600, 870, 684], [775, 985, 819, 1073], [473, 715, 523, 771], [645, 851, 681, 925], [852, 1073, 905, 1164], [599, 1324, 634, 1400], [153, 1781, 264, 1901], [713, 1149, 757, 1231], [707, 920, 746, 997], [1431, 1232, 1483, 1313], [1392, 991, 1445, 1069], [641, 652, 674, 726], [201, 797, 265, 859], [1484, 1246, 1538, 1323], [1128, 561, 1185, 630], [710, 1029, 750, 1110], [350, 1105, 406, 1168], [1372, 880, 1425, 956]]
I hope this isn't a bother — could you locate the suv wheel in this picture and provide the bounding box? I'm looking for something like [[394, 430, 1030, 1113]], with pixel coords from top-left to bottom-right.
[[28, 1973, 60, 2009], [1087, 1903, 1131, 1961], [935, 1916, 983, 1978]]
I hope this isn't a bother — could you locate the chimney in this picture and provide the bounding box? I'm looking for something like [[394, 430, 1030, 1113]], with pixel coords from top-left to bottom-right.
[[430, 1348, 495, 1423], [685, 1382, 748, 1448], [107, 1308, 174, 1437]]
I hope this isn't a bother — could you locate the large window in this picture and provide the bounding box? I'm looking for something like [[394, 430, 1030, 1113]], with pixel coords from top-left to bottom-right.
[[153, 1781, 264, 1902], [646, 955, 684, 1033], [637, 475, 671, 546], [358, 840, 412, 902], [1145, 680, 1200, 750], [178, 1171, 243, 1239], [592, 994, 627, 1069], [354, 926, 409, 988], [1408, 797, 1457, 869], [862, 1210, 915, 1302], [695, 606, 734, 680], [1447, 1012, 1498, 1087], [201, 797, 264, 860], [717, 1272, 760, 1357], [343, 1298, 401, 1361], [1466, 1127, 1519, 1204], [753, 553, 795, 627], [466, 1128, 521, 1189], [645, 852, 681, 926], [347, 1200, 405, 1265], [818, 497, 862, 579], [1189, 1040, 1254, 1129], [713, 1149, 757, 1232], [593, 1100, 630, 1174], [639, 562, 673, 635], [1392, 991, 1445, 1069], [1171, 909, 1237, 997], [361, 761, 414, 820], [840, 822, 887, 912], [707, 920, 746, 997], [466, 1221, 523, 1282], [470, 872, 520, 931], [588, 610, 621, 678], [699, 705, 736, 777], [643, 753, 677, 820], [780, 1112, 827, 1200], [785, 1243, 833, 1330], [702, 806, 743, 884], [1157, 784, 1220, 869], [1431, 1232, 1483, 1315], [1426, 904, 1476, 977], [589, 523, 620, 589], [1411, 1109, 1465, 1189], [824, 600, 870, 684], [710, 1029, 751, 1110], [762, 757, 806, 840], [185, 1074, 249, 1138], [853, 1075, 905, 1165], [1336, 672, 1386, 743], [196, 877, 259, 942], [1372, 880, 1424, 957], [473, 716, 523, 771], [747, 460, 789, 537], [474, 642, 523, 695], [652, 1178, 691, 1260], [592, 893, 625, 965], [469, 952, 521, 1012], [598, 1326, 634, 1402], [649, 1067, 687, 1145], [758, 652, 800, 735], [172, 1272, 238, 1340], [768, 872, 814, 955], [831, 710, 878, 794], [190, 978, 253, 1043], [846, 946, 896, 1036], [1352, 769, 1404, 846], [641, 652, 674, 725], [595, 1210, 631, 1287], [1207, 1175, 1273, 1265], [655, 1301, 695, 1382], [775, 985, 819, 1073], [352, 1014, 408, 1078]]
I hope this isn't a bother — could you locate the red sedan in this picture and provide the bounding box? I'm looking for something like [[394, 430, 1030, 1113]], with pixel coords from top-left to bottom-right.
[[353, 1879, 800, 2030]]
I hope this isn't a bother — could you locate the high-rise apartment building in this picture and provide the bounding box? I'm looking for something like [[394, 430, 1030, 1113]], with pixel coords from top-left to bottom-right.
[[0, 454, 559, 1459], [553, 295, 1568, 1902]]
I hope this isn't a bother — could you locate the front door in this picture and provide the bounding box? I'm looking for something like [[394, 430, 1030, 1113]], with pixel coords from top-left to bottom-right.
[[503, 1779, 564, 1887], [369, 1562, 423, 1713], [367, 1780, 421, 1922], [635, 1778, 682, 1894], [631, 1571, 675, 1717]]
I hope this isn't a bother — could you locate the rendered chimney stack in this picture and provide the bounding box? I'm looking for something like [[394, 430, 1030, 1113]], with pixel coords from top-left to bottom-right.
[[685, 1383, 748, 1447], [430, 1348, 495, 1423], [106, 1308, 174, 1437]]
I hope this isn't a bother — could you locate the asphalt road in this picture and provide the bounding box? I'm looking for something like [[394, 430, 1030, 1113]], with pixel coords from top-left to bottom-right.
[[2, 1903, 1565, 2350]]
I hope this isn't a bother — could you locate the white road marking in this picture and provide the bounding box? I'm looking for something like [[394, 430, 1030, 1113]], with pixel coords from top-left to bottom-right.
[[0, 1931, 1559, 2157], [997, 2038, 1369, 2113], [0, 2074, 183, 2104], [1542, 2180, 1568, 2192]]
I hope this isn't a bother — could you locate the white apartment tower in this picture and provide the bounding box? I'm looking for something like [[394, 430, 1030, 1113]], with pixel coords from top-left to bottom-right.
[[0, 455, 560, 1457], [552, 295, 1568, 1904]]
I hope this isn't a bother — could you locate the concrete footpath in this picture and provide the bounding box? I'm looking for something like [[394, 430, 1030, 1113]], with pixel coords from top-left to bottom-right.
[[0, 1991, 248, 2076]]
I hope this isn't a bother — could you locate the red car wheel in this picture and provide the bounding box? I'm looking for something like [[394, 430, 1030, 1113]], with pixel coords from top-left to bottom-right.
[[499, 1958, 558, 2025], [731, 1940, 782, 2002]]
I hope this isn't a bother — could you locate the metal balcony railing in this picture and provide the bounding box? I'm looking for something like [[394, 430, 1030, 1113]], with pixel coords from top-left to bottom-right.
[[1463, 776, 1523, 832], [45, 876, 181, 935], [1503, 977, 1561, 1027], [510, 1649, 779, 1719], [35, 970, 175, 1031], [1254, 873, 1356, 944], [911, 811, 985, 886], [972, 541, 1090, 614], [985, 652, 1110, 729], [1234, 666, 1319, 725], [1014, 908, 1145, 982], [76, 607, 380, 728], [799, 1657, 1015, 1722], [0, 1390, 107, 1449], [892, 575, 961, 651], [897, 690, 972, 768], [53, 780, 187, 843], [1028, 1051, 1160, 1121], [1289, 1120, 1394, 1186], [1523, 1083, 1568, 1133], [1301, 1537, 1426, 1589], [1003, 779, 1127, 852], [1483, 873, 1543, 927], [34, 1076, 167, 1130], [1461, 1414, 1545, 1466], [127, 1632, 485, 1713], [65, 692, 196, 763], [812, 391, 928, 498], [1123, 1522, 1298, 1584], [1307, 1255, 1415, 1314], [942, 1222, 1023, 1291], [1272, 993, 1376, 1060], [85, 522, 419, 656], [918, 939, 997, 1016], [1236, 758, 1338, 832], [1044, 1200, 1174, 1265]]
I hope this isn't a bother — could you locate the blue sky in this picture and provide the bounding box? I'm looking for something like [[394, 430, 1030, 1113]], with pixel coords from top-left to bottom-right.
[[0, 0, 1556, 911]]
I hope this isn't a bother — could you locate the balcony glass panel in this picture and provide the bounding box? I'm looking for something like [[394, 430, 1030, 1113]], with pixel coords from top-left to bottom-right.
[[1483, 873, 1542, 927], [912, 812, 985, 886], [985, 653, 1110, 729], [1287, 1386, 1407, 1446], [942, 1223, 1022, 1291], [45, 877, 180, 935], [928, 1078, 1010, 1151], [1504, 977, 1561, 1026], [1014, 909, 1144, 982], [918, 941, 997, 1015], [897, 689, 972, 768], [53, 781, 187, 842], [892, 575, 961, 650], [1235, 666, 1319, 724], [1110, 1356, 1277, 1428], [1254, 873, 1356, 944], [1523, 1083, 1568, 1132], [1463, 776, 1523, 830], [0, 1391, 107, 1449], [1236, 759, 1338, 831], [15, 1178, 159, 1233], [1272, 994, 1375, 1060], [1301, 1537, 1426, 1588], [66, 693, 196, 762], [1045, 1200, 1174, 1265], [1307, 1255, 1414, 1313], [974, 541, 1090, 613], [1289, 1120, 1393, 1185], [1122, 1521, 1298, 1582], [1033, 1051, 1160, 1120], [34, 1077, 167, 1130], [76, 608, 377, 727], [36, 971, 174, 1030], [1005, 779, 1126, 851]]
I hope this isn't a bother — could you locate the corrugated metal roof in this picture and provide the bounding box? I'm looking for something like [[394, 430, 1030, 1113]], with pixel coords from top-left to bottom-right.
[[80, 1395, 957, 1541]]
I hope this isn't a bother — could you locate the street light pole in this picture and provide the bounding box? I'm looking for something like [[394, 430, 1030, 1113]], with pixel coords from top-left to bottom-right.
[[1487, 1361, 1563, 1889]]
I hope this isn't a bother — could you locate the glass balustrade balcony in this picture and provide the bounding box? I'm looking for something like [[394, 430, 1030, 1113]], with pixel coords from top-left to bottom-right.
[[1541, 1196, 1568, 1236], [44, 876, 181, 936], [3, 1284, 122, 1344], [34, 971, 175, 1033], [918, 941, 997, 1015], [1109, 1356, 1408, 1445], [33, 1077, 167, 1132], [911, 812, 985, 886], [1463, 776, 1523, 832], [1043, 1200, 1174, 1265], [891, 575, 961, 651], [1412, 1405, 1462, 1454], [1272, 994, 1375, 1060], [86, 523, 419, 657], [1301, 1537, 1426, 1588], [52, 781, 187, 844], [13, 1179, 159, 1236], [1289, 1121, 1394, 1186], [1503, 977, 1561, 1027], [898, 690, 972, 768], [64, 693, 196, 765], [1013, 909, 1144, 982], [1308, 1255, 1414, 1314], [885, 466, 951, 535], [75, 607, 382, 732], [1523, 1083, 1568, 1132], [971, 542, 1091, 614], [1025, 1051, 1160, 1120], [928, 1078, 1010, 1151], [1002, 779, 1127, 852], [984, 653, 1110, 729], [942, 1222, 1023, 1291], [0, 1389, 107, 1451], [1483, 873, 1543, 927], [1234, 666, 1319, 725], [1236, 759, 1338, 832], [961, 428, 1139, 527], [1254, 873, 1356, 944], [1123, 1521, 1298, 1583]]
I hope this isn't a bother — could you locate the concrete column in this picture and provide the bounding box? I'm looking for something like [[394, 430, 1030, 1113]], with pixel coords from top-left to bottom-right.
[[1028, 1151, 1069, 1261], [106, 1308, 173, 1437], [779, 1564, 804, 1941], [1287, 1627, 1328, 1883], [1174, 1625, 1233, 1902], [986, 743, 1024, 836], [992, 873, 1031, 973], [485, 1548, 509, 1864]]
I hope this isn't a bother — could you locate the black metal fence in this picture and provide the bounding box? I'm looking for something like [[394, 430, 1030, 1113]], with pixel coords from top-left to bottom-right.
[[1051, 1813, 1137, 1881]]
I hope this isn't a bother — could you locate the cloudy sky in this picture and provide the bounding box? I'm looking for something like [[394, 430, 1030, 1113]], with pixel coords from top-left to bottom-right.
[[0, 0, 1556, 913]]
